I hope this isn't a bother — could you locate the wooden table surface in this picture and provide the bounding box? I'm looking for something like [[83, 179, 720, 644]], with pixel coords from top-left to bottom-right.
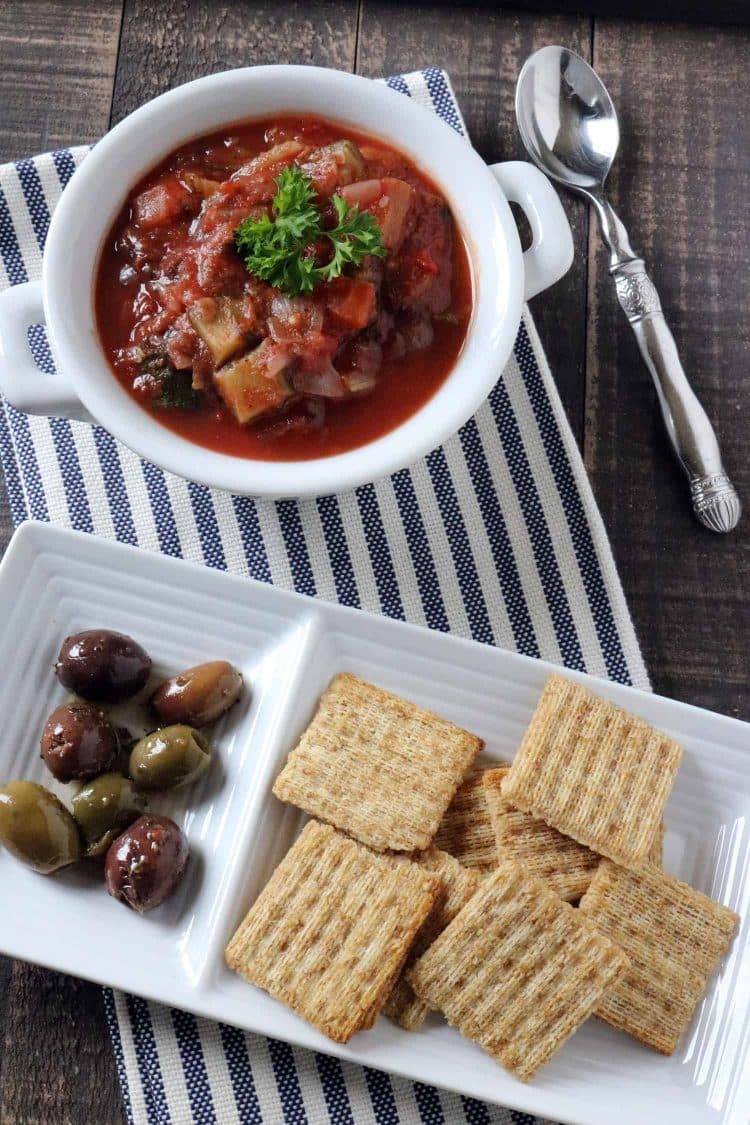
[[0, 2, 747, 1120]]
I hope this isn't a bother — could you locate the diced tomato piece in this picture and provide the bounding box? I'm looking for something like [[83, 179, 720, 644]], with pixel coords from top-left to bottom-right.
[[132, 178, 196, 229], [325, 279, 377, 331], [413, 249, 440, 276]]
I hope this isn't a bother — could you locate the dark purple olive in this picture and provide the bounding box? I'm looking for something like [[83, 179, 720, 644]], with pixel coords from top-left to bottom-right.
[[150, 660, 242, 727], [40, 700, 118, 782], [105, 814, 188, 913], [55, 630, 152, 703]]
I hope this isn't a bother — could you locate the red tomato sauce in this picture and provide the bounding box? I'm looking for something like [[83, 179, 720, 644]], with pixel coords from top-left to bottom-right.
[[95, 116, 473, 462]]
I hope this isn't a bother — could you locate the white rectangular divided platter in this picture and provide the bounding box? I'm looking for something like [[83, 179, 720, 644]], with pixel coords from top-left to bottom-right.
[[0, 522, 748, 1125]]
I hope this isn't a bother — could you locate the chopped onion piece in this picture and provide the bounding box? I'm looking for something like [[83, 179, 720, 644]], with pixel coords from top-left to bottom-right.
[[345, 371, 377, 394], [291, 360, 347, 398], [269, 295, 324, 345]]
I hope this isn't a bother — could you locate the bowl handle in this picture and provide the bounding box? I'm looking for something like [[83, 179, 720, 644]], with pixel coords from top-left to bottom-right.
[[0, 280, 88, 419], [489, 161, 573, 301]]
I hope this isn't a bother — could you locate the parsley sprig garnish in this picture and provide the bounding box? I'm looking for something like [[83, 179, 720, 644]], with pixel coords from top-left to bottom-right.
[[234, 165, 386, 297]]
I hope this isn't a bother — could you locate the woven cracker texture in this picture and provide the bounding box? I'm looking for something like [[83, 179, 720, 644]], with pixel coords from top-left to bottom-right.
[[578, 859, 739, 1054], [225, 821, 440, 1042], [385, 847, 482, 1031], [482, 766, 599, 901], [433, 768, 497, 870], [273, 674, 481, 851], [501, 675, 681, 868], [408, 857, 628, 1080]]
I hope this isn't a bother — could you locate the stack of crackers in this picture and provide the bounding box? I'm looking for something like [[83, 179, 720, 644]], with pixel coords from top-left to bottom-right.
[[225, 671, 740, 1082]]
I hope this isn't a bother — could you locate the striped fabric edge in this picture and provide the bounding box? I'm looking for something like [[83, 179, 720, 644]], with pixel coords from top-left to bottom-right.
[[0, 66, 650, 1125], [104, 985, 562, 1125]]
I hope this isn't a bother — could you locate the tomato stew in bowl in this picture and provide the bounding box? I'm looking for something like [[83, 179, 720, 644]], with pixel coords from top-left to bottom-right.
[[96, 116, 473, 462]]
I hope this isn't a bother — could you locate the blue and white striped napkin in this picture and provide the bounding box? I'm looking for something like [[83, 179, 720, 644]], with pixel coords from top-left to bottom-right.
[[0, 68, 648, 1125]]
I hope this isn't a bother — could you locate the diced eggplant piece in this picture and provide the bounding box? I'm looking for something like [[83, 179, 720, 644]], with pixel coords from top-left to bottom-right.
[[188, 297, 248, 366], [132, 178, 195, 229], [181, 171, 223, 200], [232, 141, 307, 184], [330, 140, 367, 181], [374, 179, 415, 250], [215, 340, 294, 425], [340, 178, 415, 250], [303, 141, 368, 194]]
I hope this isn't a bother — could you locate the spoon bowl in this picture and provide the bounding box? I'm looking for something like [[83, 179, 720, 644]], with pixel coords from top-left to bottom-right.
[[515, 45, 619, 194], [514, 44, 740, 532]]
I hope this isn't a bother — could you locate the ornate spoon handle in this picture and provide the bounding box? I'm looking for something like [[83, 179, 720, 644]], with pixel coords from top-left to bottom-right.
[[592, 196, 740, 533]]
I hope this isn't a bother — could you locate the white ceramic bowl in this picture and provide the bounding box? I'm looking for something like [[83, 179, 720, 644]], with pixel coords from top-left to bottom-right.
[[0, 65, 573, 498]]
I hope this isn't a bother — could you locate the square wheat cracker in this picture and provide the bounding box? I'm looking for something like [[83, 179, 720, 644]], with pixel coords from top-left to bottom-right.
[[482, 766, 600, 900], [433, 769, 497, 870], [501, 674, 682, 868], [578, 859, 739, 1054], [272, 674, 482, 852], [385, 847, 482, 1031], [225, 820, 440, 1042], [649, 819, 664, 865], [408, 857, 628, 1081]]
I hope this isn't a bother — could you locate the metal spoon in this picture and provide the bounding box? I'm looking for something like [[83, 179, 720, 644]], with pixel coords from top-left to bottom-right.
[[515, 45, 740, 533]]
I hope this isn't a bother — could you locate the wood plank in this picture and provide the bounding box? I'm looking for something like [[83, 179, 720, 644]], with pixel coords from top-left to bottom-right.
[[487, 0, 750, 25], [111, 0, 358, 124], [585, 18, 750, 718], [0, 0, 123, 162], [1, 968, 126, 1125], [357, 2, 592, 445], [0, 3, 125, 1123]]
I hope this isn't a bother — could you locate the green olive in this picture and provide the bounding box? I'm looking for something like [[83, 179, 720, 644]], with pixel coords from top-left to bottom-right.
[[71, 772, 147, 857], [0, 780, 81, 873], [129, 725, 211, 792]]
